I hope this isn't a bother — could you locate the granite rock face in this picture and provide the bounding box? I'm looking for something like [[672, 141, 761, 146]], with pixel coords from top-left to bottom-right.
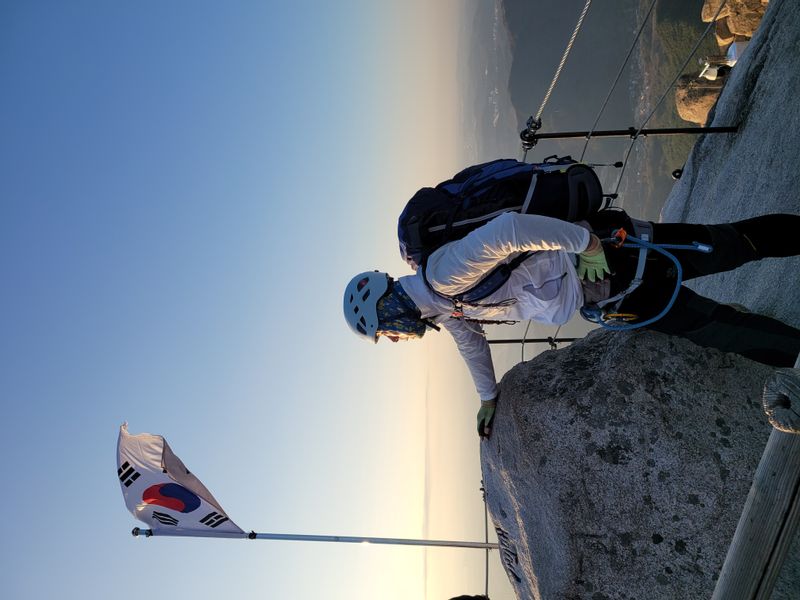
[[675, 74, 725, 125], [481, 330, 774, 599], [662, 2, 800, 593], [661, 0, 800, 328], [677, 1, 767, 126], [715, 18, 735, 49], [702, 0, 767, 33], [727, 0, 769, 35]]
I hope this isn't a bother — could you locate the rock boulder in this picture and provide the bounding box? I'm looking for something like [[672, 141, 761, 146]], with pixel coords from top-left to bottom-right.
[[481, 330, 775, 599], [675, 74, 724, 125], [728, 0, 768, 35], [715, 17, 735, 49]]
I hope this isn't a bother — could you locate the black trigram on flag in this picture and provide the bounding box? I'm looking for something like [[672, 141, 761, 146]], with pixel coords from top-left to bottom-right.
[[152, 511, 179, 526], [200, 511, 230, 528], [117, 461, 141, 488]]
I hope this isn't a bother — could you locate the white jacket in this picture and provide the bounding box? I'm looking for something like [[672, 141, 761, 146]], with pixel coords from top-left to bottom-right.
[[399, 212, 590, 401]]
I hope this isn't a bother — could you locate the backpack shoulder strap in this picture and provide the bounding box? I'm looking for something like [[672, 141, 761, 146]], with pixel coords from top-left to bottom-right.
[[421, 251, 535, 310]]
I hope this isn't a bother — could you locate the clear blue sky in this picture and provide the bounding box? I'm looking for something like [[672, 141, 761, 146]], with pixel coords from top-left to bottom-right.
[[0, 2, 525, 599]]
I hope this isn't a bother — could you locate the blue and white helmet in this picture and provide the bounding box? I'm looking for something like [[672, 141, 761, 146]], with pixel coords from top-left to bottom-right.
[[343, 271, 390, 343]]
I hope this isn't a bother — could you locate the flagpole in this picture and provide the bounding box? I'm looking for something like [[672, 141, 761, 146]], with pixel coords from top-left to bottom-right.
[[131, 527, 499, 550]]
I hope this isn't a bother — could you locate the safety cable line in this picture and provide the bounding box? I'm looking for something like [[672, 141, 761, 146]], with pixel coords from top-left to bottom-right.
[[533, 0, 593, 124], [579, 0, 658, 162], [520, 320, 533, 362], [483, 481, 489, 596], [609, 0, 729, 199], [552, 324, 563, 346], [521, 142, 532, 163]]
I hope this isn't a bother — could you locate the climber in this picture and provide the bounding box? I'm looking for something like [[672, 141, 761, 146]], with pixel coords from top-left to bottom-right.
[[343, 209, 800, 439]]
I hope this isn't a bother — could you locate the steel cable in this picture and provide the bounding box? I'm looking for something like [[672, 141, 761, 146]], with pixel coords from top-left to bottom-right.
[[579, 0, 659, 162], [533, 0, 593, 123], [609, 0, 729, 199]]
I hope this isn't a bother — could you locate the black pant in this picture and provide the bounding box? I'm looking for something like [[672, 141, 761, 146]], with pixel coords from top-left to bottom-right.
[[596, 213, 800, 367]]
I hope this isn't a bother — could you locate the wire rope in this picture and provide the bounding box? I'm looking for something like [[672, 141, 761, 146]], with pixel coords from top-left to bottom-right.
[[520, 320, 533, 362], [522, 0, 592, 161], [552, 324, 563, 346], [533, 0, 593, 124], [609, 0, 729, 199], [579, 0, 659, 161]]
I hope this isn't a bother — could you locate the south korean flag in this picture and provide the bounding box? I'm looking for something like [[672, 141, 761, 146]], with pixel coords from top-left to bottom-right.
[[117, 423, 245, 537]]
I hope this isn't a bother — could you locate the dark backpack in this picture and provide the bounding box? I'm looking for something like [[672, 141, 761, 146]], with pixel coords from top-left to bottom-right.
[[397, 156, 605, 306], [398, 156, 604, 269]]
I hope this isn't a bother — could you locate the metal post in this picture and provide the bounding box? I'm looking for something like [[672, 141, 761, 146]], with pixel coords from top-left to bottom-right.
[[520, 125, 737, 149], [131, 527, 499, 550], [487, 337, 578, 345]]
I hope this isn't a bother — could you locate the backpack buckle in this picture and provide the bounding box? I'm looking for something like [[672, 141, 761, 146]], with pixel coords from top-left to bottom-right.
[[608, 227, 627, 248]]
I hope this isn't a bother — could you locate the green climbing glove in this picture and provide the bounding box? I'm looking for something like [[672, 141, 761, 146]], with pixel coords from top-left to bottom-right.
[[577, 234, 610, 282], [477, 397, 497, 439]]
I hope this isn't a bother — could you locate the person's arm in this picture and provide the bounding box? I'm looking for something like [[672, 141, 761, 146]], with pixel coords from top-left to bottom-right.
[[426, 212, 591, 295], [441, 318, 497, 401], [441, 318, 500, 439]]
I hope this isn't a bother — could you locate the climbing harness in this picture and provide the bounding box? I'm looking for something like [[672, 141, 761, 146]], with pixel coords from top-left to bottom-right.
[[580, 229, 713, 330]]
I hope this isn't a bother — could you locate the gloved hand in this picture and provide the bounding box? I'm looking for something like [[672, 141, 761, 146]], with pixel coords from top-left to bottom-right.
[[577, 234, 610, 282], [477, 396, 497, 439]]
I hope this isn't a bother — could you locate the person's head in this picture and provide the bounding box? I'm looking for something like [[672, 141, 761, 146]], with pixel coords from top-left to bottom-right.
[[343, 271, 427, 343]]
